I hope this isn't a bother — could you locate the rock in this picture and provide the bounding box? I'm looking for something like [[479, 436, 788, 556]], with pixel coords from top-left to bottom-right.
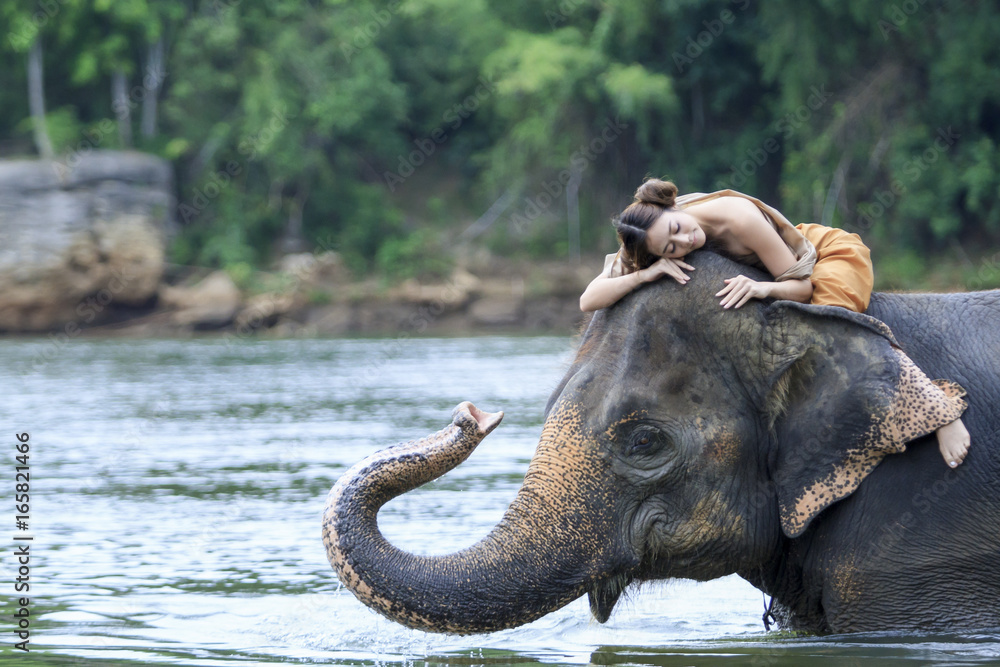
[[395, 266, 480, 311], [160, 271, 241, 329], [312, 251, 346, 281], [233, 292, 296, 334], [469, 297, 523, 326], [267, 317, 309, 338], [306, 304, 354, 335], [0, 150, 173, 332], [274, 250, 346, 285], [275, 252, 317, 279], [353, 303, 424, 333], [450, 266, 481, 293]]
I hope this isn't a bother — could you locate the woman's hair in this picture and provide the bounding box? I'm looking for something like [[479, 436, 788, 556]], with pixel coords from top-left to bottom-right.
[[612, 178, 678, 273]]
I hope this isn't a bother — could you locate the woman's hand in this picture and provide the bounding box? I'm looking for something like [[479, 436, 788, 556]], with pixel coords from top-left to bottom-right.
[[716, 275, 771, 309], [639, 257, 696, 285]]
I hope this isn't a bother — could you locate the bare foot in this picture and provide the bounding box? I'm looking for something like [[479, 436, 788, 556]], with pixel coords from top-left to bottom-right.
[[937, 418, 970, 468]]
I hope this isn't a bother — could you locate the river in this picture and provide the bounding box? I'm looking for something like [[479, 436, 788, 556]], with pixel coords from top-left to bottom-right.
[[2, 336, 998, 665]]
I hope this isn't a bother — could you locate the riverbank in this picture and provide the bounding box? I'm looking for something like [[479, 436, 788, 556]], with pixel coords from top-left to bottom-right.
[[11, 245, 1000, 341], [57, 251, 600, 339], [3, 151, 997, 340], [0, 149, 593, 339]]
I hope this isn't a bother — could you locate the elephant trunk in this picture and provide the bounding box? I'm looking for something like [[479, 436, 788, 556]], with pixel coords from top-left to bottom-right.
[[323, 400, 624, 634]]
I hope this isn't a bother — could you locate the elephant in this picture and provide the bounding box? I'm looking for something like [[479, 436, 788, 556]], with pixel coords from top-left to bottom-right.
[[323, 250, 1000, 635]]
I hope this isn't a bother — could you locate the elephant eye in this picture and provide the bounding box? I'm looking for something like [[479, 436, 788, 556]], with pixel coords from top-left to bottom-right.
[[628, 427, 667, 456]]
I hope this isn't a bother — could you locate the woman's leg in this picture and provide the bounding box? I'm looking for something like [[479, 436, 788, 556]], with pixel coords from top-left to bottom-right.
[[887, 348, 971, 467]]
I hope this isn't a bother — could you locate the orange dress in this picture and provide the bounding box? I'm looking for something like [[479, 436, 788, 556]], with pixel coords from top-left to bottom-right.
[[794, 223, 874, 313]]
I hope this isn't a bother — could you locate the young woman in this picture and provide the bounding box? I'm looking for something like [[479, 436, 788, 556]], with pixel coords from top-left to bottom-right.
[[580, 178, 971, 467]]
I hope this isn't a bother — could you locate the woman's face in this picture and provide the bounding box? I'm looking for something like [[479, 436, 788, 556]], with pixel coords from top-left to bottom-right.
[[645, 209, 705, 259]]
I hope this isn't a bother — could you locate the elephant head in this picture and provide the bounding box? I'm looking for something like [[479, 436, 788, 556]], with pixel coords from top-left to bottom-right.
[[324, 251, 965, 634]]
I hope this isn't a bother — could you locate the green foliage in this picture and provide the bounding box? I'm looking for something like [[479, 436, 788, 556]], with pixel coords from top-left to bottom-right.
[[306, 288, 332, 306], [875, 249, 926, 291], [601, 63, 676, 134], [14, 107, 83, 154], [3, 0, 1000, 285], [195, 220, 258, 269], [480, 27, 607, 188], [375, 228, 453, 281], [757, 0, 1000, 262], [225, 261, 254, 290]]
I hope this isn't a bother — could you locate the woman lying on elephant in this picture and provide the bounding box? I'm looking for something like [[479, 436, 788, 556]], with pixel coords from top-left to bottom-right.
[[580, 178, 971, 468]]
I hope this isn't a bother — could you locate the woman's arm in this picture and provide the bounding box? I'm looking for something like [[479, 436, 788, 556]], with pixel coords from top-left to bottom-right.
[[765, 277, 813, 302], [580, 257, 696, 312], [579, 272, 645, 312], [712, 204, 814, 308], [716, 275, 812, 309]]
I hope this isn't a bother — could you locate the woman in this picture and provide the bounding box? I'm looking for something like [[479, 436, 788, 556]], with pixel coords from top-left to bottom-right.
[[580, 178, 971, 467]]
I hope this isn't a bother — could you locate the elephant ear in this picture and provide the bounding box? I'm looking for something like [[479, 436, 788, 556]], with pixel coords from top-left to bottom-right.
[[762, 302, 968, 538]]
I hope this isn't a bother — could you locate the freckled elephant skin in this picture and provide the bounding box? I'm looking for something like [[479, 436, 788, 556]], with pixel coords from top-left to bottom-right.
[[325, 252, 1000, 635], [772, 289, 1000, 633], [324, 400, 631, 634]]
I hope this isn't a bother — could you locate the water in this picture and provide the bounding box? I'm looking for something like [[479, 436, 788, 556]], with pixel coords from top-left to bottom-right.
[[2, 335, 998, 665]]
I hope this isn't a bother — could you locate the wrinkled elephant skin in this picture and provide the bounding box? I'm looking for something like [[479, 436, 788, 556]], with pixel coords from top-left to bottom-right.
[[325, 251, 1000, 635]]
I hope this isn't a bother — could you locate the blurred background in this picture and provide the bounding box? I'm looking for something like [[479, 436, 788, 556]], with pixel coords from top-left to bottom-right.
[[2, 0, 999, 337]]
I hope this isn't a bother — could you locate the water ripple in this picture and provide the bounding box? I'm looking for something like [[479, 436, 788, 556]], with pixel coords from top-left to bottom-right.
[[1, 336, 997, 665]]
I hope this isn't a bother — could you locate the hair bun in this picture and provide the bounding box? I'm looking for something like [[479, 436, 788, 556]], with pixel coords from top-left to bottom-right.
[[634, 178, 678, 208]]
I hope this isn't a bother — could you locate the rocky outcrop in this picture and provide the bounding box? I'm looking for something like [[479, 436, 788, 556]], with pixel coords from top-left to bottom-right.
[[159, 271, 241, 329], [0, 148, 593, 337], [0, 150, 173, 332], [285, 267, 586, 336]]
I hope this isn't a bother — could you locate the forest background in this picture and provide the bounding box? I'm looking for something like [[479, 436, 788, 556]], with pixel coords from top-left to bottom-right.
[[3, 0, 1000, 293]]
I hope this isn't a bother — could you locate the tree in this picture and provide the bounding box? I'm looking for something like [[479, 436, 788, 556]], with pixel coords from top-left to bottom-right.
[[0, 0, 73, 158], [162, 0, 411, 270]]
